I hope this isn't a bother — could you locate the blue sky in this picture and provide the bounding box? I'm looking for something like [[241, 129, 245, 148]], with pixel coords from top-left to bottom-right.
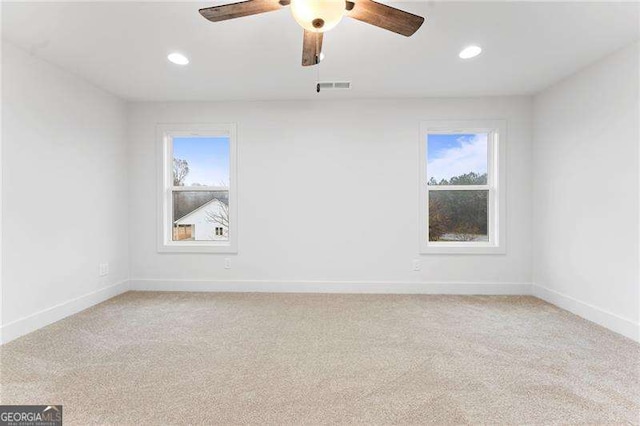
[[427, 133, 488, 182], [173, 137, 229, 186]]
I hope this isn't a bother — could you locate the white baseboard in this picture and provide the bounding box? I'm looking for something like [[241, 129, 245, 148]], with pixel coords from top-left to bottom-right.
[[130, 279, 532, 295], [0, 279, 130, 345], [533, 283, 639, 342], [3, 279, 635, 345]]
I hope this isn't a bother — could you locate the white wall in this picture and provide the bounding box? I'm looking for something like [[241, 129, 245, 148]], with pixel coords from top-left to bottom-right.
[[128, 97, 532, 292], [1, 41, 130, 343], [532, 42, 640, 341]]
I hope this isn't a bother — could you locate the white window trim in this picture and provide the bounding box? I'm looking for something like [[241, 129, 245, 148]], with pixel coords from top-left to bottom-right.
[[419, 120, 506, 255], [157, 123, 238, 254]]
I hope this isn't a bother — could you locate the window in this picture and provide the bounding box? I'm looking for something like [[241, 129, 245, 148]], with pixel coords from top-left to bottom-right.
[[158, 124, 237, 253], [419, 120, 506, 254]]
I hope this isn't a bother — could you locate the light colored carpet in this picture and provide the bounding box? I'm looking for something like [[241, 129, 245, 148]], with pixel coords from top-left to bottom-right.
[[0, 292, 638, 425]]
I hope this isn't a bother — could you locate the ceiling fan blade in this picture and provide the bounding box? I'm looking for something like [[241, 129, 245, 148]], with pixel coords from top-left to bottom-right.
[[346, 0, 424, 37], [199, 0, 284, 22], [302, 30, 323, 67]]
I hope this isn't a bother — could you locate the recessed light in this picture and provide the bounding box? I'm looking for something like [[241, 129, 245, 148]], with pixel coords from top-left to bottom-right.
[[168, 52, 189, 65], [459, 45, 482, 59]]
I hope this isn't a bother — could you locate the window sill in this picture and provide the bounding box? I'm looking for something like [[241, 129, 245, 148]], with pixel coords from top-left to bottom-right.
[[420, 243, 505, 255], [158, 242, 238, 254]]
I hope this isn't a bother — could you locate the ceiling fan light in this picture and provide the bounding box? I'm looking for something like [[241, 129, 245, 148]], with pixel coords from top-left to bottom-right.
[[167, 52, 189, 65], [459, 45, 482, 59], [290, 0, 345, 33]]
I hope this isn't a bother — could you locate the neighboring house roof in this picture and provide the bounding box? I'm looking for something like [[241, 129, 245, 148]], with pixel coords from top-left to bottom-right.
[[172, 190, 228, 222], [174, 198, 226, 224]]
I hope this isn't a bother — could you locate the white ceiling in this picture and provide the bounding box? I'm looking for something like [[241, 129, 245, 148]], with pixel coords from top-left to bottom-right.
[[2, 1, 639, 101]]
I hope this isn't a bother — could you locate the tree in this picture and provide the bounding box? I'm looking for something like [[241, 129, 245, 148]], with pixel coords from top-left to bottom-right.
[[205, 201, 229, 234], [428, 195, 451, 241], [448, 171, 487, 186], [428, 172, 488, 241], [428, 172, 487, 186], [173, 159, 189, 186], [204, 181, 230, 238]]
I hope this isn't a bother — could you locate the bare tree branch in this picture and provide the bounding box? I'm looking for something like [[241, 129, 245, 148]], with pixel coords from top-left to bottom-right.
[[173, 159, 189, 186], [205, 201, 229, 229]]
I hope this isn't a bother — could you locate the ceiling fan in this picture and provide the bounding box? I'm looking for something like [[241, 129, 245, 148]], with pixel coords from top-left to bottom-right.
[[199, 0, 425, 66]]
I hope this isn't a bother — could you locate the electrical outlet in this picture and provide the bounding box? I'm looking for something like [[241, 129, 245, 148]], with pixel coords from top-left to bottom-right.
[[412, 259, 421, 272], [99, 263, 109, 277], [224, 258, 231, 269]]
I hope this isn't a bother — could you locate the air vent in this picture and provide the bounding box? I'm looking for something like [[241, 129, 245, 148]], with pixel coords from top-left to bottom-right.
[[316, 81, 351, 90]]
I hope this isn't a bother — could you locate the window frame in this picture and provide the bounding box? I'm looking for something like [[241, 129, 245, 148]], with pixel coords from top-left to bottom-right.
[[419, 120, 506, 254], [157, 123, 238, 253]]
